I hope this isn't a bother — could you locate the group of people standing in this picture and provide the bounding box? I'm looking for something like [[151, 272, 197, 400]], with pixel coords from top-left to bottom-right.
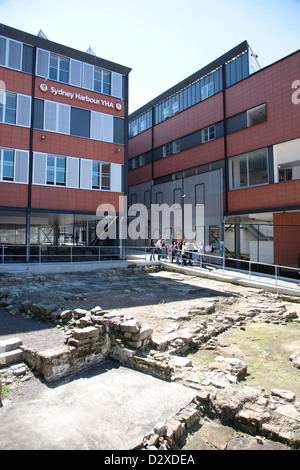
[[149, 237, 213, 267]]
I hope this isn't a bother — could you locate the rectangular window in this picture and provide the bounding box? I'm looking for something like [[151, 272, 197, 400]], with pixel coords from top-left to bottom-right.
[[70, 107, 90, 138], [203, 125, 215, 143], [139, 154, 146, 166], [92, 161, 100, 189], [22, 44, 34, 73], [172, 101, 179, 115], [201, 82, 214, 100], [94, 68, 111, 95], [173, 140, 180, 154], [0, 92, 17, 124], [49, 54, 69, 84], [229, 149, 268, 190], [163, 144, 170, 158], [92, 161, 110, 190], [2, 149, 14, 181], [162, 106, 170, 120], [101, 163, 110, 190], [46, 155, 66, 186]]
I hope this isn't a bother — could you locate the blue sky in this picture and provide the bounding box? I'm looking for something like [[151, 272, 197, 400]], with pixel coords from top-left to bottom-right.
[[1, 0, 300, 113]]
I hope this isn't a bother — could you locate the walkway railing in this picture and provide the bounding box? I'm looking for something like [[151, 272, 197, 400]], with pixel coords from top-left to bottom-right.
[[0, 244, 299, 289], [0, 244, 120, 264], [122, 246, 300, 288]]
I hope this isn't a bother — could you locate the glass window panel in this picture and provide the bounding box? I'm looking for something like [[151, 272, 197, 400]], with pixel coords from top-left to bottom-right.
[[3, 149, 14, 180], [5, 93, 16, 124], [56, 157, 66, 185], [22, 44, 34, 73], [59, 58, 69, 84], [103, 71, 111, 94], [229, 155, 247, 189], [70, 107, 90, 138], [46, 155, 55, 184], [92, 161, 100, 188], [248, 150, 268, 186], [101, 163, 110, 190], [49, 55, 58, 80]]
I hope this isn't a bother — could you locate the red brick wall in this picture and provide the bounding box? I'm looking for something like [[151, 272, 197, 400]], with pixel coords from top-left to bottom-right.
[[128, 164, 152, 186], [153, 139, 224, 178], [273, 212, 300, 266], [154, 93, 224, 148], [228, 179, 300, 213], [226, 52, 300, 157], [33, 131, 123, 163], [31, 185, 122, 212], [1, 68, 32, 95], [128, 128, 152, 159], [0, 182, 28, 207]]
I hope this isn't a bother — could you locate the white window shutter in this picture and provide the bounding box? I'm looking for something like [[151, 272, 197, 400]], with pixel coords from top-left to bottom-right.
[[110, 163, 122, 192], [66, 157, 79, 188], [90, 111, 102, 140], [8, 39, 22, 70], [33, 152, 47, 185], [101, 113, 113, 142], [14, 150, 29, 183], [57, 103, 70, 134], [16, 94, 31, 127], [80, 158, 92, 189], [70, 59, 82, 87], [44, 101, 57, 131], [111, 72, 123, 99], [36, 48, 49, 78], [82, 63, 94, 90]]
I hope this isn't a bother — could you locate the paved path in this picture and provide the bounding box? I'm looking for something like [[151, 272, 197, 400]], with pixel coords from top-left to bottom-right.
[[0, 361, 196, 450]]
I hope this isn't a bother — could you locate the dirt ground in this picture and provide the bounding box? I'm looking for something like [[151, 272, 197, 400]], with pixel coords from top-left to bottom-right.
[[1, 265, 300, 402]]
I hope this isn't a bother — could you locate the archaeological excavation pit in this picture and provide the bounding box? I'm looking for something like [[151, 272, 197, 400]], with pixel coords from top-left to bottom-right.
[[1, 264, 300, 450]]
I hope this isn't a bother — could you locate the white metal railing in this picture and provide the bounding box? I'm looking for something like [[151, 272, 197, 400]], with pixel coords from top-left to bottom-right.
[[122, 246, 300, 289], [0, 244, 120, 264], [0, 244, 299, 290]]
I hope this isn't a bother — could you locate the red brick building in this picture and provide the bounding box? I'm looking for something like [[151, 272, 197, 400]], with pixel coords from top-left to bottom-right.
[[0, 24, 131, 260], [128, 41, 300, 269]]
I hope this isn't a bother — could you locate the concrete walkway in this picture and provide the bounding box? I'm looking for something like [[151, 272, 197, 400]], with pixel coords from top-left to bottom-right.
[[0, 361, 197, 450]]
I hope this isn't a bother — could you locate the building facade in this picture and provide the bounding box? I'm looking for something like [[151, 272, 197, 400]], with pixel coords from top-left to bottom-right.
[[0, 24, 131, 260], [128, 41, 300, 269]]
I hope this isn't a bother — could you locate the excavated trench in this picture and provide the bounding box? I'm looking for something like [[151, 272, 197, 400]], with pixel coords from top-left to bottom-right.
[[1, 264, 300, 450]]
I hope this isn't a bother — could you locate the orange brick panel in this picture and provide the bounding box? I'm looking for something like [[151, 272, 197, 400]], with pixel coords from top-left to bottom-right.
[[1, 68, 32, 95], [33, 131, 124, 163], [31, 186, 123, 213], [226, 52, 300, 155], [153, 139, 224, 178], [227, 180, 300, 213], [273, 212, 300, 266], [128, 129, 152, 158], [0, 125, 30, 151], [154, 93, 224, 148], [0, 182, 28, 207], [128, 164, 152, 186]]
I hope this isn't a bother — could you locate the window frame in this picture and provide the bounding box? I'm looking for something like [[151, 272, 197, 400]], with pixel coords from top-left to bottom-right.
[[202, 125, 216, 143], [49, 54, 70, 84], [0, 92, 17, 124], [94, 67, 111, 95], [201, 82, 214, 100], [229, 148, 269, 190], [163, 143, 171, 158], [46, 155, 66, 186]]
